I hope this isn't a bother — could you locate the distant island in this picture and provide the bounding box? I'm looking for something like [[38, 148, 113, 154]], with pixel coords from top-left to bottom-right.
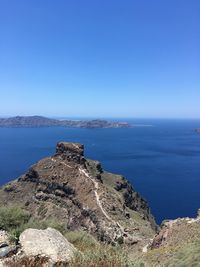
[[195, 128, 200, 133], [0, 116, 130, 128]]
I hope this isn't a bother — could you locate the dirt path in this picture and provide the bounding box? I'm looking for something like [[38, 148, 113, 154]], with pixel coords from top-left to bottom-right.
[[51, 157, 73, 169], [79, 167, 112, 221]]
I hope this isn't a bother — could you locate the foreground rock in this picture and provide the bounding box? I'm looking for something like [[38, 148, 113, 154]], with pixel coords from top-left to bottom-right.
[[0, 228, 76, 267], [0, 142, 157, 250], [0, 231, 16, 259], [19, 228, 76, 264]]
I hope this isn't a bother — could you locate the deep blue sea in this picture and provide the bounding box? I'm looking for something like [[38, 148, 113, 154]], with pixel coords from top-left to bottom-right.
[[0, 119, 200, 224]]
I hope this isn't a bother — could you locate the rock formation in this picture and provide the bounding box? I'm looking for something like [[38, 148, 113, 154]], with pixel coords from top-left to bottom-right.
[[0, 142, 156, 249], [0, 142, 200, 266]]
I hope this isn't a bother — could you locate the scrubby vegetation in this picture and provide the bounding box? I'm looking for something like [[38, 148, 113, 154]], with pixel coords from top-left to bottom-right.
[[143, 235, 200, 267], [0, 206, 30, 231], [0, 206, 145, 266], [66, 231, 144, 267], [167, 238, 200, 267], [1, 206, 200, 267], [69, 246, 137, 267], [0, 206, 65, 244]]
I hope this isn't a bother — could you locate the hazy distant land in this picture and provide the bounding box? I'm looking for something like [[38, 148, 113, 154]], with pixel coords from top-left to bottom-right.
[[0, 116, 130, 128]]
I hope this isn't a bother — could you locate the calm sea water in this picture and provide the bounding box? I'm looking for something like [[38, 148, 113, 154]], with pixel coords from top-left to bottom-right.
[[0, 119, 200, 224]]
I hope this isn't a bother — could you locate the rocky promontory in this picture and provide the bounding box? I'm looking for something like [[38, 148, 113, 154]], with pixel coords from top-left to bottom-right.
[[0, 142, 156, 248], [0, 142, 199, 266]]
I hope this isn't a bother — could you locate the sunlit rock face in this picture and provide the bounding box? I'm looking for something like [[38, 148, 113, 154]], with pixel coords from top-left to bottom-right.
[[55, 142, 85, 164]]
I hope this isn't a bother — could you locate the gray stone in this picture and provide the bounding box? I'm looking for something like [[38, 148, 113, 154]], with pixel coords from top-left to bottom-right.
[[0, 246, 16, 258], [0, 243, 8, 249], [197, 208, 200, 218]]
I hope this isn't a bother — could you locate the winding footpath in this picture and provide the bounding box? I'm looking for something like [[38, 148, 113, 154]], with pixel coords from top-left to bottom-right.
[[79, 167, 112, 221], [51, 157, 139, 243]]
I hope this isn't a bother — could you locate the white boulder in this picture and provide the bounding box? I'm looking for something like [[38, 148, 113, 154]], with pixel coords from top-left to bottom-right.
[[19, 227, 76, 264]]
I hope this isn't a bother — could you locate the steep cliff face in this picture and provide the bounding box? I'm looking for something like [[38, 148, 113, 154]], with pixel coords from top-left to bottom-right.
[[0, 142, 156, 249]]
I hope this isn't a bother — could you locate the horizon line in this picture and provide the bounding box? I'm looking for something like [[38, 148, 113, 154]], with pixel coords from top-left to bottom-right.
[[0, 115, 200, 120]]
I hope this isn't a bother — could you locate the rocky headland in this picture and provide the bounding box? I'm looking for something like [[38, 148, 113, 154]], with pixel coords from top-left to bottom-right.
[[0, 116, 130, 128], [0, 142, 156, 245], [0, 142, 199, 266]]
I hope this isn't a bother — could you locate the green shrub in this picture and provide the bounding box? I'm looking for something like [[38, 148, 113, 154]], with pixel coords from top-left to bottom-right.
[[167, 238, 200, 267], [0, 206, 66, 244], [65, 231, 98, 252], [22, 217, 66, 234], [0, 206, 30, 232]]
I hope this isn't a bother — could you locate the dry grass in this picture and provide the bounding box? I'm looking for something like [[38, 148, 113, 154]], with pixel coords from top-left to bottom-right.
[[5, 256, 50, 267], [66, 231, 146, 267], [143, 234, 200, 267]]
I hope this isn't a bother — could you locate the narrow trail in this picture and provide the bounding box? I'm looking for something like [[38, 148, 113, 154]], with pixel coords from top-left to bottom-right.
[[51, 157, 116, 223], [51, 157, 134, 241], [79, 167, 112, 221], [51, 157, 73, 169], [78, 167, 146, 246], [79, 166, 127, 237], [51, 158, 114, 223]]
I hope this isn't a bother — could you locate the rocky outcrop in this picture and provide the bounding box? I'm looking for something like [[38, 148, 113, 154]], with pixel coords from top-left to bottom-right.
[[0, 142, 156, 249], [55, 142, 85, 164], [1, 141, 199, 266]]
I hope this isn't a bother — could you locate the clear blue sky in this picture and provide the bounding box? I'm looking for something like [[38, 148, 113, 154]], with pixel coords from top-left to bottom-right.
[[0, 0, 199, 118]]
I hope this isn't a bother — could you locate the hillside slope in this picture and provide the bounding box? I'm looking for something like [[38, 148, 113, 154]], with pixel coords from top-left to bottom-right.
[[0, 142, 156, 250]]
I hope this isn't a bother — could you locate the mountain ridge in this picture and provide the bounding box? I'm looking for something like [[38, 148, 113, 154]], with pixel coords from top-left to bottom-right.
[[0, 116, 130, 128]]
